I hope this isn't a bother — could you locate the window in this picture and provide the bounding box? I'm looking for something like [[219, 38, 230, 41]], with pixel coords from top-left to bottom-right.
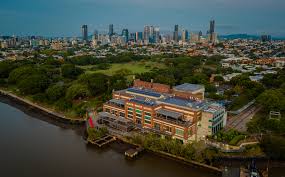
[[175, 128, 184, 136], [144, 120, 151, 124], [105, 108, 110, 113], [144, 115, 151, 120], [154, 123, 160, 130], [164, 126, 172, 133], [127, 114, 133, 119], [135, 109, 142, 113], [144, 111, 151, 116], [128, 111, 133, 115], [188, 129, 192, 136], [119, 112, 125, 117], [128, 107, 133, 111]]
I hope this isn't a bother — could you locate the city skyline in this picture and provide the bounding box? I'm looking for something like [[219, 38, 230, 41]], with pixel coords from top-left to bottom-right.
[[0, 0, 285, 37]]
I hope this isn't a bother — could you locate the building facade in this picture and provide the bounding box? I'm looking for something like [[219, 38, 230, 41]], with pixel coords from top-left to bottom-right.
[[81, 25, 88, 42], [97, 80, 227, 143]]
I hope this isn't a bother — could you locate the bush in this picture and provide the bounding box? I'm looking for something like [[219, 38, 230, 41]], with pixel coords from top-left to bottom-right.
[[87, 127, 108, 140], [229, 135, 245, 146]]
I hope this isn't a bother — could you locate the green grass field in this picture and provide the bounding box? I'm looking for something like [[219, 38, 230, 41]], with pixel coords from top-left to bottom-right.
[[80, 61, 165, 76]]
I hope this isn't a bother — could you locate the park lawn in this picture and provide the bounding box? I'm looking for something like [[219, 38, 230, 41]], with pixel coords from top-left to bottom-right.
[[81, 61, 165, 76]]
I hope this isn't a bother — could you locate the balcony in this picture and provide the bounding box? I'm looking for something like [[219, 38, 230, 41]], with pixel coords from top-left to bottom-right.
[[104, 99, 125, 110]]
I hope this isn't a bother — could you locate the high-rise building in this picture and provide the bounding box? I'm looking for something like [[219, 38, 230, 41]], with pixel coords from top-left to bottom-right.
[[198, 31, 203, 41], [182, 29, 189, 42], [190, 32, 199, 43], [82, 25, 88, 42], [135, 32, 143, 42], [154, 27, 160, 43], [209, 20, 215, 34], [261, 35, 271, 42], [173, 25, 179, 42], [109, 24, 114, 36], [93, 30, 99, 40], [144, 25, 155, 43], [122, 29, 129, 43], [130, 33, 136, 42], [209, 20, 217, 43]]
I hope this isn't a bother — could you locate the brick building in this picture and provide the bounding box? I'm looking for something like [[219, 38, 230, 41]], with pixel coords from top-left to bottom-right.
[[99, 79, 227, 143]]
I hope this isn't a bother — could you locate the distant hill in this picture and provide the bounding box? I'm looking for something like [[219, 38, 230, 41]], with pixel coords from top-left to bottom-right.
[[219, 34, 285, 40]]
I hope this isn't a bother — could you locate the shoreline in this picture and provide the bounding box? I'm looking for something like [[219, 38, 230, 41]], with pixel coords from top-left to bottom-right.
[[114, 136, 223, 174], [2, 88, 284, 174], [0, 89, 86, 125]]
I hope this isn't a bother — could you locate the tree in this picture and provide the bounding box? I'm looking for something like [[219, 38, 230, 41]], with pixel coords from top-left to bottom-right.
[[61, 64, 83, 79], [55, 98, 72, 111], [46, 84, 66, 102], [261, 135, 285, 160], [8, 66, 38, 84], [257, 89, 285, 112], [65, 83, 91, 100], [214, 75, 224, 82], [0, 61, 17, 78], [17, 74, 50, 95], [78, 73, 109, 96]]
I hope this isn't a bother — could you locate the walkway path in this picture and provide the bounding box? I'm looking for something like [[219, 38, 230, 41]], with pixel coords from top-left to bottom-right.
[[0, 89, 86, 123]]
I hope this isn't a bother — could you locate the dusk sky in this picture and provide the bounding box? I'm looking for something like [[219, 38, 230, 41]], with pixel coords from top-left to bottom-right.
[[1, 0, 285, 37]]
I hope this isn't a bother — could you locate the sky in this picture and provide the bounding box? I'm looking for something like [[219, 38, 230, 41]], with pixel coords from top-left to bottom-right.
[[0, 0, 285, 37]]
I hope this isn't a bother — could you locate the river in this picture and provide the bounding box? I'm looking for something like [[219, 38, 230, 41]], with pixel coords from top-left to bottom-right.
[[0, 99, 220, 177]]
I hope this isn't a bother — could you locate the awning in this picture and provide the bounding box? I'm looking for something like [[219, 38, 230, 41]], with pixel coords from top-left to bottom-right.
[[156, 109, 183, 119], [109, 99, 125, 105]]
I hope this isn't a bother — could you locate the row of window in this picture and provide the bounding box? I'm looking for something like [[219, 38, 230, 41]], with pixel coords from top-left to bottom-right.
[[212, 121, 223, 134]]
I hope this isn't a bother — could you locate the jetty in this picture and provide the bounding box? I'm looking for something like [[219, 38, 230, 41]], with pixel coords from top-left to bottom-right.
[[125, 147, 144, 158]]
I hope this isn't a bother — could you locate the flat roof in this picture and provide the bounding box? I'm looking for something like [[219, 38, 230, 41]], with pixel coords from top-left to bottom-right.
[[129, 98, 157, 106], [173, 83, 204, 92], [156, 108, 183, 119], [109, 99, 125, 105], [126, 88, 162, 98], [159, 97, 206, 109]]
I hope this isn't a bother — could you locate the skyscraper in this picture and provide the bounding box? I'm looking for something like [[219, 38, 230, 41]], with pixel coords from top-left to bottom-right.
[[182, 29, 189, 42], [154, 27, 160, 43], [198, 31, 203, 41], [143, 25, 154, 43], [135, 32, 143, 42], [173, 25, 179, 42], [209, 20, 215, 34], [122, 29, 129, 43], [82, 25, 88, 42], [209, 20, 217, 43], [130, 33, 136, 42], [109, 24, 114, 36], [93, 30, 99, 40]]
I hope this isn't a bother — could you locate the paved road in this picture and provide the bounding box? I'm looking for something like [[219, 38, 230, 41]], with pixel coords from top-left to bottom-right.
[[226, 105, 261, 132]]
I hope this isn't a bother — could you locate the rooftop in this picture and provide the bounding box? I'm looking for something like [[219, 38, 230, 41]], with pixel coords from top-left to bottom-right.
[[109, 99, 125, 105], [129, 98, 157, 106], [173, 83, 204, 92], [158, 97, 206, 109], [126, 88, 163, 98]]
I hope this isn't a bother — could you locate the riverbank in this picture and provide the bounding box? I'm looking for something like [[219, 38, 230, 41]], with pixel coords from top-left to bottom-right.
[[0, 89, 86, 125], [114, 136, 223, 174]]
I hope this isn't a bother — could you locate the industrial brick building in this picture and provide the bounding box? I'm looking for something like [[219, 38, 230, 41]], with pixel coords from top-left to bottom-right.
[[96, 79, 227, 143]]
